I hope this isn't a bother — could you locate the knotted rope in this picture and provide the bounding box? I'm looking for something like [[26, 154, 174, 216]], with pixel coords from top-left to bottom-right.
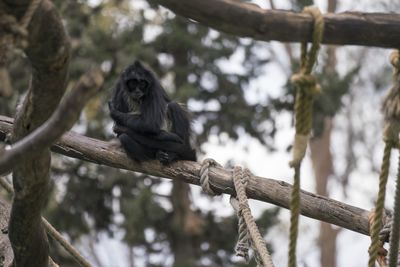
[[369, 50, 400, 267], [369, 210, 391, 267], [387, 51, 400, 267], [230, 196, 251, 262], [288, 6, 324, 267], [389, 154, 400, 267], [199, 160, 274, 266], [0, 0, 42, 63], [199, 158, 222, 195], [232, 167, 274, 267]]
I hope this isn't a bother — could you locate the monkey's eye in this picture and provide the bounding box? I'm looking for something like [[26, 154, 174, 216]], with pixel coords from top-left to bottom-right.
[[138, 80, 148, 90], [126, 79, 138, 92]]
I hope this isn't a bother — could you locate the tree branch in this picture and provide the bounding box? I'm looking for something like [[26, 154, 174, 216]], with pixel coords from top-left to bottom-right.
[[0, 116, 372, 237], [0, 69, 104, 175], [1, 0, 71, 266], [148, 0, 400, 48]]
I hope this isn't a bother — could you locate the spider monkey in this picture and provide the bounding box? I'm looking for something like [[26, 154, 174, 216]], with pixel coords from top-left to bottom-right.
[[108, 61, 197, 164]]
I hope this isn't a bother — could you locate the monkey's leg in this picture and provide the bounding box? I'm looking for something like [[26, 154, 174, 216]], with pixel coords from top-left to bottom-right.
[[119, 133, 155, 162]]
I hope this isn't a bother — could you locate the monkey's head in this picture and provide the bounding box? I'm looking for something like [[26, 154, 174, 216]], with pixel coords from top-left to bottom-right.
[[121, 61, 153, 101]]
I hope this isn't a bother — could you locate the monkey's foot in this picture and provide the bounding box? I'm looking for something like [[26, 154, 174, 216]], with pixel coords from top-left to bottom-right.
[[156, 150, 173, 165]]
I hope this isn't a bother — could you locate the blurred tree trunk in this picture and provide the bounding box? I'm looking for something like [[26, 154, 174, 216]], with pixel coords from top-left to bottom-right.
[[168, 20, 201, 265], [170, 180, 196, 267], [310, 118, 338, 267]]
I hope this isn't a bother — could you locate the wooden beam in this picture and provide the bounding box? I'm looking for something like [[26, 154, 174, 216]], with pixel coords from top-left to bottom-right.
[[149, 0, 400, 48], [0, 115, 373, 236]]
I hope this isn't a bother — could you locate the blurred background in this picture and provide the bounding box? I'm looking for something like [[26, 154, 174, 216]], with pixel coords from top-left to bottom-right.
[[1, 0, 400, 266]]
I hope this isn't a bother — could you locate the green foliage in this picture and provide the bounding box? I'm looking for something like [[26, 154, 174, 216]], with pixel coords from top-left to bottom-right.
[[120, 184, 168, 245]]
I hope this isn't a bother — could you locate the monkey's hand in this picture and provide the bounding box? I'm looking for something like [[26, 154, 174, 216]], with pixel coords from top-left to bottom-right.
[[113, 124, 129, 135], [108, 101, 129, 125]]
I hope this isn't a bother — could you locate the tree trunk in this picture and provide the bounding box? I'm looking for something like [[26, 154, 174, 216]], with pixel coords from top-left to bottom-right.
[[310, 118, 338, 267], [170, 180, 196, 267]]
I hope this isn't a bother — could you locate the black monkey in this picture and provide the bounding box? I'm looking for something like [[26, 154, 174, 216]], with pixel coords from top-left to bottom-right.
[[109, 61, 196, 164]]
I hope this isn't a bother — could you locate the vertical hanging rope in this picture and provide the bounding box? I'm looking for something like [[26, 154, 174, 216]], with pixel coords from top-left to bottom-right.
[[369, 50, 400, 267], [385, 50, 400, 267], [288, 6, 324, 267], [200, 160, 274, 266], [389, 155, 400, 267], [232, 167, 275, 267], [19, 0, 43, 29], [369, 143, 393, 267]]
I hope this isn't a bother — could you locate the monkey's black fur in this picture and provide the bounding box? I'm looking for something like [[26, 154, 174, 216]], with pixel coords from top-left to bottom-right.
[[109, 61, 196, 164]]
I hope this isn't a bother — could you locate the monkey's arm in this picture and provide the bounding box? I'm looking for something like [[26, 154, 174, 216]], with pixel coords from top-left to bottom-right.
[[109, 101, 159, 134], [114, 125, 183, 143]]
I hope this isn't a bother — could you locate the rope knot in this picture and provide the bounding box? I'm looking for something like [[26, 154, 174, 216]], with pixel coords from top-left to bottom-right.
[[0, 0, 43, 64], [382, 122, 400, 146], [0, 13, 28, 64], [230, 166, 275, 267], [290, 73, 321, 95], [390, 50, 400, 70], [199, 158, 222, 195]]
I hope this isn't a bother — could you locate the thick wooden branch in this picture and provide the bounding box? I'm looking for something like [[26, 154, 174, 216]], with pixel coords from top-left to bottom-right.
[[0, 115, 373, 237], [1, 0, 71, 266], [0, 69, 103, 175], [149, 0, 400, 48]]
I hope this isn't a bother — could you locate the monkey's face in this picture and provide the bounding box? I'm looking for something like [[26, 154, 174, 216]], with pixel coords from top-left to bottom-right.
[[126, 78, 148, 101]]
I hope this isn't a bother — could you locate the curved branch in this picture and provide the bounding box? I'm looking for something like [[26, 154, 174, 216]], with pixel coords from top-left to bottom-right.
[[149, 0, 400, 48], [0, 69, 104, 174], [0, 115, 372, 237], [1, 0, 71, 266]]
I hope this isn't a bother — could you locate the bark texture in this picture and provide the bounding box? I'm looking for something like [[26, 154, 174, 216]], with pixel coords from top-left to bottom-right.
[[149, 0, 400, 48]]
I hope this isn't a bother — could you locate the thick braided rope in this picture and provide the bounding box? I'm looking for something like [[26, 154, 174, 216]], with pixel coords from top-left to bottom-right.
[[369, 210, 390, 267], [369, 143, 393, 267], [369, 50, 400, 267], [389, 156, 400, 267], [0, 0, 41, 63], [199, 158, 222, 195], [388, 50, 400, 267], [379, 211, 393, 244], [0, 176, 92, 267], [288, 7, 324, 267], [232, 167, 275, 267], [20, 0, 43, 29], [380, 211, 392, 267], [230, 196, 251, 262], [288, 165, 300, 267]]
